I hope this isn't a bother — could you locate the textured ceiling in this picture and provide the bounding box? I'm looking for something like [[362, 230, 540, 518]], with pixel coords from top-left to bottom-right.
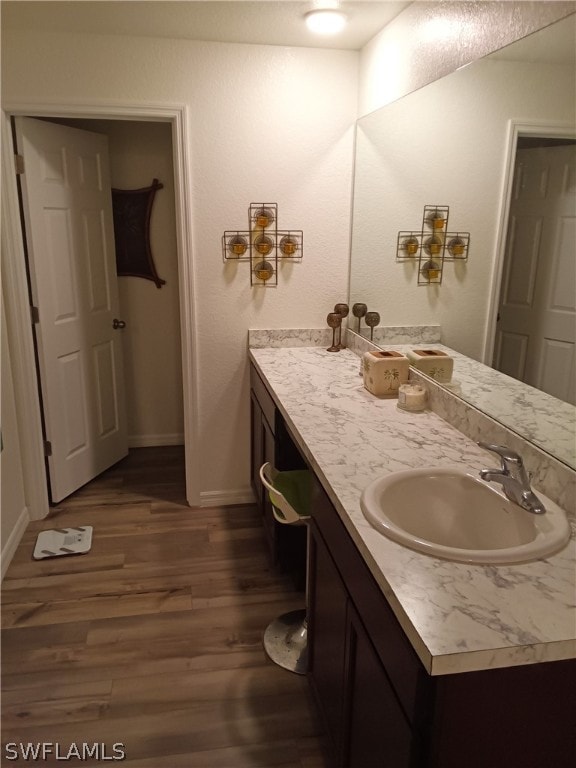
[[1, 1, 412, 50]]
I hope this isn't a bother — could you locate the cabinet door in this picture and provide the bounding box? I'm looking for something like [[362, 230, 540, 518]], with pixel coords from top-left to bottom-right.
[[345, 605, 412, 768], [250, 391, 263, 506], [250, 390, 277, 560], [261, 412, 277, 558], [308, 523, 349, 765]]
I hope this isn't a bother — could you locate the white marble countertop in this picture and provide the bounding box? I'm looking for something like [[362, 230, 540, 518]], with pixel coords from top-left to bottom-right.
[[375, 341, 576, 470], [249, 346, 576, 676]]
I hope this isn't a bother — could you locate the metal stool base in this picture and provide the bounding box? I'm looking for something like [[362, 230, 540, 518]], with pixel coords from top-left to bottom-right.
[[263, 608, 308, 675]]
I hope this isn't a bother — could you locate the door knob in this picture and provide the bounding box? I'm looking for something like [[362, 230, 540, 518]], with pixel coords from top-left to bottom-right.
[[112, 319, 126, 330]]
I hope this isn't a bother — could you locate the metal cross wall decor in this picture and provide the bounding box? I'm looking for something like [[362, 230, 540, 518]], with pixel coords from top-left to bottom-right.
[[396, 205, 470, 285], [222, 203, 303, 286]]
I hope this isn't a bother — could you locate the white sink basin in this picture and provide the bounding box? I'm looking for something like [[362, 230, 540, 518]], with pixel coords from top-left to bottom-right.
[[360, 468, 571, 564]]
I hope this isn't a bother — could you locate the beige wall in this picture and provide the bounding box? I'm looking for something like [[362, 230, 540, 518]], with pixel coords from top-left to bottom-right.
[[1, 30, 358, 504], [1, 298, 29, 576]]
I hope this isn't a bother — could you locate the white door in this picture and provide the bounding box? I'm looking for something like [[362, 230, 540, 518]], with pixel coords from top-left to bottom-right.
[[494, 144, 576, 404], [15, 117, 128, 502]]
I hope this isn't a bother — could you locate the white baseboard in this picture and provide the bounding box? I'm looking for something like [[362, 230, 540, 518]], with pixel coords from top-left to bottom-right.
[[199, 487, 256, 508], [128, 433, 185, 448], [1, 506, 30, 581]]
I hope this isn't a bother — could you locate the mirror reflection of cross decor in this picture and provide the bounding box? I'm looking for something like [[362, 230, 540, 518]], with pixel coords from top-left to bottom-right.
[[112, 178, 166, 288], [396, 205, 470, 285], [222, 203, 303, 286]]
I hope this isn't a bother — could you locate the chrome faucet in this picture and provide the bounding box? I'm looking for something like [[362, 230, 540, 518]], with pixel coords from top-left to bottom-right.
[[478, 442, 546, 514]]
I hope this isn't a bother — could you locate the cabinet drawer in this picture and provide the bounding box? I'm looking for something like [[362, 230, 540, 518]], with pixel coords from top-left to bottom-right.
[[312, 479, 429, 726], [250, 364, 275, 434]]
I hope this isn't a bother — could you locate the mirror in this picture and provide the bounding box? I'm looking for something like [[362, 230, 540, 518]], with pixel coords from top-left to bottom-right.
[[349, 15, 576, 469]]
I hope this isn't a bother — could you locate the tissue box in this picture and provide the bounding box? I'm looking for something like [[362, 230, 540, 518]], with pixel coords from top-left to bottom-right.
[[406, 349, 453, 383], [362, 350, 409, 397]]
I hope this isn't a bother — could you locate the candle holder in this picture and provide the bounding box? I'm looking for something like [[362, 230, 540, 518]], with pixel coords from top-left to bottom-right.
[[397, 383, 427, 412], [334, 303, 349, 349], [364, 311, 380, 341], [396, 204, 470, 286], [326, 312, 342, 352], [352, 303, 367, 333], [222, 202, 303, 287]]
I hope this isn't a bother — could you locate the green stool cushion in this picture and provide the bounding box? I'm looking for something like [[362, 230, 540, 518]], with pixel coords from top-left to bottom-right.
[[269, 470, 312, 521]]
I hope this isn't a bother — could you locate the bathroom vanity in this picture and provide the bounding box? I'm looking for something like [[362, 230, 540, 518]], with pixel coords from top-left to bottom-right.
[[249, 345, 575, 768]]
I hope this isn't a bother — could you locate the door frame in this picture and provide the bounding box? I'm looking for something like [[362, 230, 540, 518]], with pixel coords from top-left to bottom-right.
[[1, 101, 200, 517], [483, 118, 576, 367]]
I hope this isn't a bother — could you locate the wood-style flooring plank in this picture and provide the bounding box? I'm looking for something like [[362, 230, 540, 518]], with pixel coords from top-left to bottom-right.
[[118, 738, 315, 768], [1, 561, 290, 605], [1, 447, 327, 767], [1, 685, 112, 729], [108, 664, 310, 717], [3, 693, 319, 767], [2, 600, 305, 689]]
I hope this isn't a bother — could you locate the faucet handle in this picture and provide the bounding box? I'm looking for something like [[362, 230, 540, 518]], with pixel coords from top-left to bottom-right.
[[478, 443, 530, 486], [477, 442, 523, 470]]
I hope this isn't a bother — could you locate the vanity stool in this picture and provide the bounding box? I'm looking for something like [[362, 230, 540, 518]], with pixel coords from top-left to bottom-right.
[[259, 462, 312, 675]]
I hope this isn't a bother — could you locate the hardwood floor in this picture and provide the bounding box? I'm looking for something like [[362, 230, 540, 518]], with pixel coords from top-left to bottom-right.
[[1, 447, 327, 767]]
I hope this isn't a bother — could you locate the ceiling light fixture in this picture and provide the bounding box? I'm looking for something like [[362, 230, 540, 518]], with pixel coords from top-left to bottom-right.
[[305, 2, 347, 36]]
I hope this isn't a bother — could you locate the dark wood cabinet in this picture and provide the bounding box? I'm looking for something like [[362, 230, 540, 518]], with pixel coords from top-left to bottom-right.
[[250, 361, 576, 768], [308, 484, 420, 768], [250, 387, 276, 555], [307, 527, 349, 762], [308, 523, 413, 768], [308, 476, 576, 768], [425, 658, 576, 768], [344, 605, 412, 768]]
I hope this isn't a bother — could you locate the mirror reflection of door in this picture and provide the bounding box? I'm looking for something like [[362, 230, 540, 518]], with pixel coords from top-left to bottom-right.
[[494, 139, 576, 405]]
